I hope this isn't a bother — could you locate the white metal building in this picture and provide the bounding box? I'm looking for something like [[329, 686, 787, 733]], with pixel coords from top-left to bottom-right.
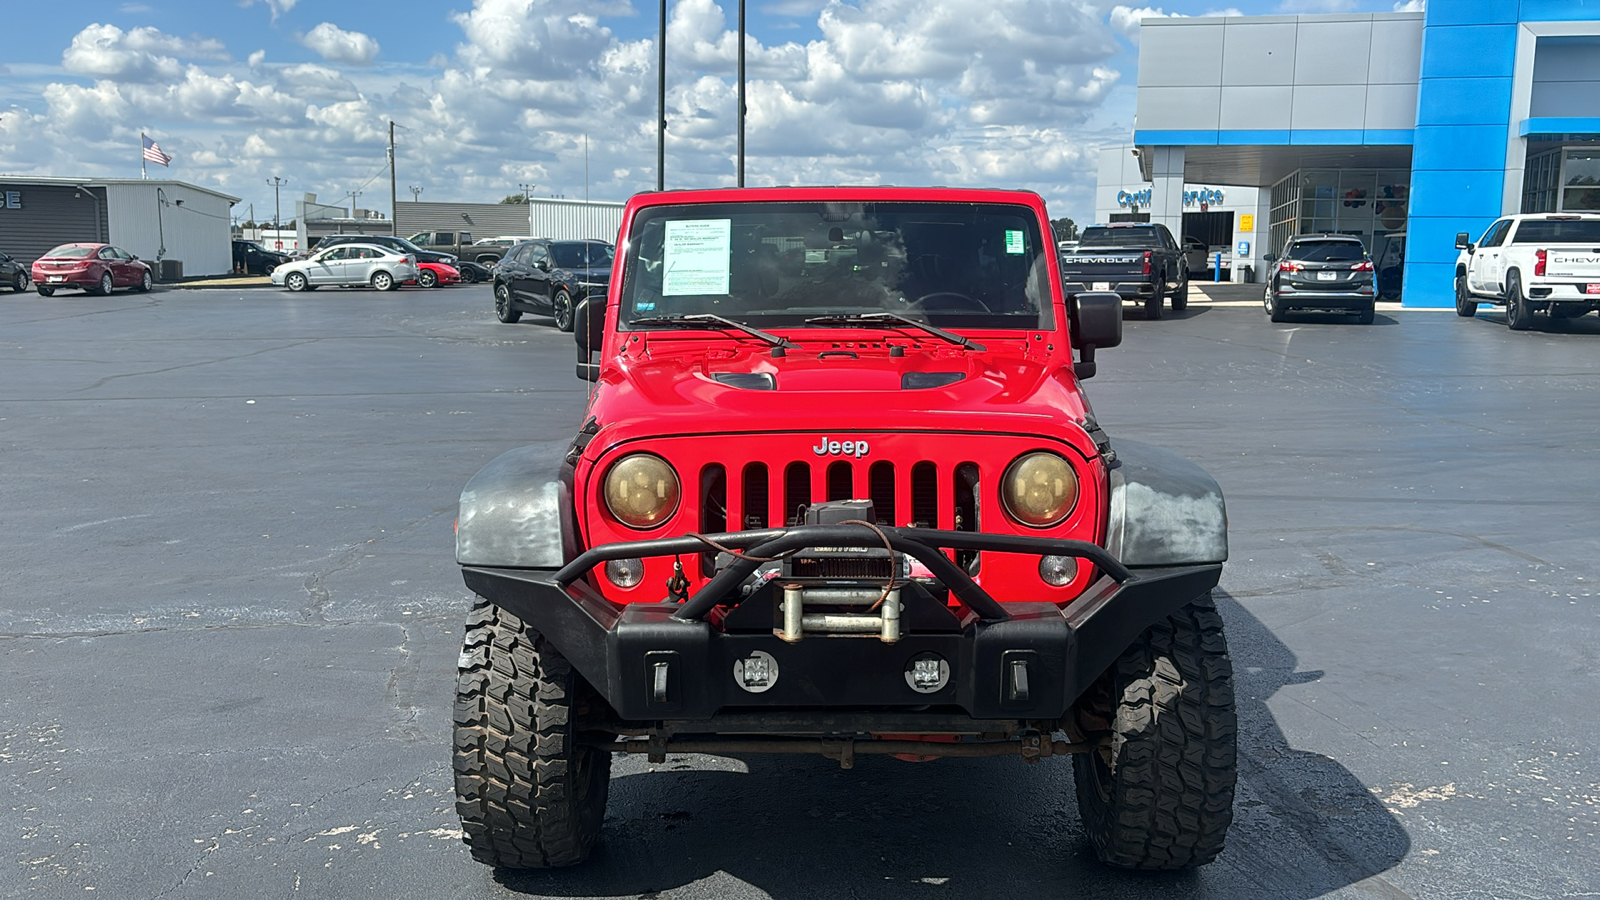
[[0, 176, 238, 276]]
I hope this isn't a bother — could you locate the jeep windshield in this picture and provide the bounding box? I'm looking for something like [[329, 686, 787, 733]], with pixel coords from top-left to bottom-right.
[[619, 201, 1053, 331]]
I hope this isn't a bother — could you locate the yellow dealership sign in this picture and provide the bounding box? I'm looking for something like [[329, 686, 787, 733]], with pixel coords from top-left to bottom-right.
[[1239, 214, 1254, 232]]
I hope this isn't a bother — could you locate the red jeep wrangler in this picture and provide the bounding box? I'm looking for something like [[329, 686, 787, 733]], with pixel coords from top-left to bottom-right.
[[453, 187, 1235, 870]]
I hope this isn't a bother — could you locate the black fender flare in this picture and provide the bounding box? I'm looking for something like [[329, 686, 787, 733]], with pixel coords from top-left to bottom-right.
[[1106, 439, 1228, 567]]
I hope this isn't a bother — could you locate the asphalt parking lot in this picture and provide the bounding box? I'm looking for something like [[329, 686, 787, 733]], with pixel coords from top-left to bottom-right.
[[3, 283, 1598, 899]]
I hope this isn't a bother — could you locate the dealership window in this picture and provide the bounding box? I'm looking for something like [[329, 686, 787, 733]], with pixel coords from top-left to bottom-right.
[[1522, 148, 1562, 213], [1563, 148, 1600, 212], [1268, 168, 1409, 256]]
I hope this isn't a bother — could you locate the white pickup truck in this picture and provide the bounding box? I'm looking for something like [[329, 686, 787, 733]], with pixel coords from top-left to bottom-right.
[[1455, 213, 1600, 330]]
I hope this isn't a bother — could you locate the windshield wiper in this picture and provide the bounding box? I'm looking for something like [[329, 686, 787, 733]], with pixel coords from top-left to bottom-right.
[[803, 313, 986, 351], [630, 314, 797, 349]]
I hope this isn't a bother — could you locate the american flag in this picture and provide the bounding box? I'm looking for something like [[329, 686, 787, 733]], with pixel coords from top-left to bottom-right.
[[141, 133, 173, 167]]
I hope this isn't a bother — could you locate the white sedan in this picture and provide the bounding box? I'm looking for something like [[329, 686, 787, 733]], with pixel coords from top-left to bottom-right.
[[271, 242, 419, 292]]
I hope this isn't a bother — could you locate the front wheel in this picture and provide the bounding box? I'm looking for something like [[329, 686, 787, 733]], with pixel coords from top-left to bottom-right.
[[285, 272, 308, 292], [372, 271, 396, 292], [459, 266, 479, 284], [1072, 594, 1237, 869], [418, 269, 438, 289], [495, 283, 521, 323], [454, 600, 611, 869], [1455, 274, 1478, 317], [1505, 272, 1533, 331], [553, 289, 575, 332], [137, 270, 153, 293]]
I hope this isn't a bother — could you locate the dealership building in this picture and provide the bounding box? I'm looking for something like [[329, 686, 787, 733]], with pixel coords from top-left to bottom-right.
[[0, 177, 239, 277], [1111, 1, 1600, 306]]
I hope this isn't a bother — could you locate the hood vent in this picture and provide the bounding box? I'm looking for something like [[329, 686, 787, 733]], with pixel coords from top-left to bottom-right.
[[901, 371, 965, 390], [713, 372, 776, 390]]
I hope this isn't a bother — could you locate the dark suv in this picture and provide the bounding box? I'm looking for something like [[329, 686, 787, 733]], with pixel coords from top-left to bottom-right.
[[492, 239, 614, 331], [233, 240, 291, 275], [1262, 235, 1376, 324]]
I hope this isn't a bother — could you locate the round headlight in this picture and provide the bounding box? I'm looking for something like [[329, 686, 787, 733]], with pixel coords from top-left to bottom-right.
[[603, 454, 680, 529], [1002, 452, 1079, 527]]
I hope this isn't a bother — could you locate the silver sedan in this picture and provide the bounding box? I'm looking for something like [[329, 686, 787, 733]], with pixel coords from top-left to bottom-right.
[[271, 243, 419, 292]]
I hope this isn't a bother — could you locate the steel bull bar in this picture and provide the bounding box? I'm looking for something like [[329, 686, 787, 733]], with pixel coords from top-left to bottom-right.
[[461, 523, 1221, 721]]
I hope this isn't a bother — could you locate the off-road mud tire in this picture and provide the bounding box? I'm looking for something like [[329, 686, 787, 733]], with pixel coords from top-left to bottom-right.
[[1505, 271, 1533, 331], [454, 599, 611, 869], [1455, 274, 1478, 317], [1072, 593, 1237, 870]]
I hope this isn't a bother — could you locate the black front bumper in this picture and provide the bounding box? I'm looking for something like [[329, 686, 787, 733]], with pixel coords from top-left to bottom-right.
[[461, 524, 1221, 722]]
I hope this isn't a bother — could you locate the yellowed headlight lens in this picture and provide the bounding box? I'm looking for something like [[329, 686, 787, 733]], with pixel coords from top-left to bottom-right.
[[603, 454, 680, 528], [1002, 452, 1078, 527]]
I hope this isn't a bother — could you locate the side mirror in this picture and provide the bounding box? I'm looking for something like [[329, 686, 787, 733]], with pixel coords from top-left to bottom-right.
[[572, 297, 606, 382], [1263, 253, 1277, 263], [535, 259, 550, 272], [1455, 232, 1474, 252], [1069, 292, 1123, 380]]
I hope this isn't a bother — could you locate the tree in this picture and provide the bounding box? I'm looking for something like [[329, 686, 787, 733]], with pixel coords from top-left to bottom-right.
[[500, 194, 527, 204], [1050, 217, 1078, 242]]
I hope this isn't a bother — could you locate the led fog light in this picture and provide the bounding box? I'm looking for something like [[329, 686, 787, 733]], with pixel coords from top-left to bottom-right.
[[605, 557, 645, 588], [1038, 554, 1078, 587], [905, 652, 950, 694], [733, 650, 778, 693]]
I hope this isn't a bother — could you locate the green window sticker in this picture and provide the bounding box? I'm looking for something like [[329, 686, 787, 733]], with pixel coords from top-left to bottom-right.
[[663, 219, 732, 295], [1004, 229, 1025, 254]]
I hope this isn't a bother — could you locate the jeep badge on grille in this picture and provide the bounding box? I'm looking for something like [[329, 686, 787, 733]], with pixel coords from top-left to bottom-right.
[[813, 437, 870, 458]]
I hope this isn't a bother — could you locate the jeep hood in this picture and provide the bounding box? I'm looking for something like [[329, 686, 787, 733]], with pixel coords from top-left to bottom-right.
[[587, 339, 1096, 458]]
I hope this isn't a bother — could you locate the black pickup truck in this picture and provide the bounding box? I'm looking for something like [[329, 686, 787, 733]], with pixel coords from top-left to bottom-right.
[[1059, 223, 1188, 319]]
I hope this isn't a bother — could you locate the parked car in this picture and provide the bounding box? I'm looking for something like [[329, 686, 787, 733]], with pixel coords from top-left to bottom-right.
[[31, 243, 153, 296], [415, 260, 461, 288], [407, 231, 515, 274], [1454, 213, 1600, 329], [1262, 234, 1376, 323], [233, 239, 291, 275], [1058, 223, 1188, 319], [2, 250, 29, 292], [270, 242, 418, 292], [1182, 236, 1232, 280], [492, 239, 614, 331], [315, 233, 488, 283]]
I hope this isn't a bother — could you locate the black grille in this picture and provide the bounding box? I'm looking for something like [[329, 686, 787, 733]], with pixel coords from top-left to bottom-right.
[[711, 457, 975, 532]]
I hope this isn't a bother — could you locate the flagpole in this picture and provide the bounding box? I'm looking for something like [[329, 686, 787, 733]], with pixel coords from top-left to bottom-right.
[[141, 133, 147, 180]]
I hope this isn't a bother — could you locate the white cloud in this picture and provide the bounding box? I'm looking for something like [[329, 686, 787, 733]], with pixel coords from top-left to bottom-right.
[[300, 23, 380, 65], [62, 24, 229, 82], [1276, 0, 1357, 11], [1109, 6, 1245, 40], [240, 0, 297, 21], [1392, 0, 1425, 11]]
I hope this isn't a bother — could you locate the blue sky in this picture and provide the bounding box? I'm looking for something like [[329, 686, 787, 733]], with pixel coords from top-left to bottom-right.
[[0, 0, 1422, 226]]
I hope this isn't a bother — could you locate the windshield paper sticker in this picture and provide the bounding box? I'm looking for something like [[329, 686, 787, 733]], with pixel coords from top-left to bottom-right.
[[1004, 230, 1025, 255], [664, 219, 732, 295]]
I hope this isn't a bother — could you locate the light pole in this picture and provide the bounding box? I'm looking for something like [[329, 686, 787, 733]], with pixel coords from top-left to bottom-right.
[[737, 0, 745, 187], [154, 187, 168, 261], [519, 182, 536, 204], [657, 0, 666, 191], [409, 185, 424, 202], [267, 176, 287, 250]]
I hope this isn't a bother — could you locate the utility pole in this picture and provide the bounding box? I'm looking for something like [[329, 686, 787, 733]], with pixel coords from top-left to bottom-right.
[[345, 191, 362, 233], [737, 0, 746, 187], [584, 134, 589, 203], [408, 186, 423, 202], [268, 176, 287, 249], [388, 120, 398, 235], [657, 0, 666, 191]]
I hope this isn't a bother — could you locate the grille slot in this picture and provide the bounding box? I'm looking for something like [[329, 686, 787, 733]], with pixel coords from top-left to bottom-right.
[[784, 461, 811, 526], [700, 464, 727, 576], [826, 461, 853, 502], [911, 461, 938, 528], [741, 462, 770, 528], [953, 462, 980, 574], [869, 461, 895, 525]]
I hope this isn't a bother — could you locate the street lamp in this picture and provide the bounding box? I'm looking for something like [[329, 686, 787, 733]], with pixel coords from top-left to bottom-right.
[[518, 182, 537, 203], [409, 185, 424, 202]]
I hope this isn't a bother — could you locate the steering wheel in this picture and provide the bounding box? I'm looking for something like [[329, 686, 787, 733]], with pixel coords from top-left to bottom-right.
[[910, 291, 991, 313]]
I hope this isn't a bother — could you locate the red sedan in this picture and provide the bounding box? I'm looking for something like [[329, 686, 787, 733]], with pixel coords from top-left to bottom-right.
[[32, 243, 154, 296], [413, 260, 461, 288]]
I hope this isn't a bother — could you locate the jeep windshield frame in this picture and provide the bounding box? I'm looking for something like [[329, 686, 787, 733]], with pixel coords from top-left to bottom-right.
[[617, 201, 1054, 332]]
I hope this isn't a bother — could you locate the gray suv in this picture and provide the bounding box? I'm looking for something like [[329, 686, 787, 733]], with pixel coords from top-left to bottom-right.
[[1262, 235, 1377, 324]]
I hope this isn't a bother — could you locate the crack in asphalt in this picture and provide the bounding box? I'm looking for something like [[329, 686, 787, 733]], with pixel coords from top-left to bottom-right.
[[69, 338, 325, 394]]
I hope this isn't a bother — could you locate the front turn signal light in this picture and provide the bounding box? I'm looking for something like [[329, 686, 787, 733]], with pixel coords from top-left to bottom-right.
[[603, 454, 680, 528], [1001, 452, 1078, 528]]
